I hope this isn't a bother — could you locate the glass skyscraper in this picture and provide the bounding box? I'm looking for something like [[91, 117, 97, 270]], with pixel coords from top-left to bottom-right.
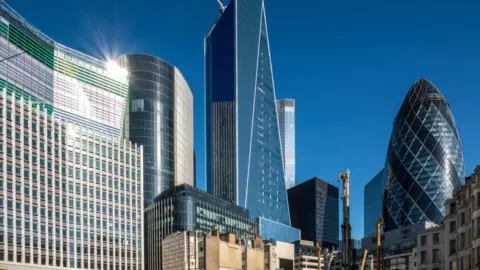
[[277, 99, 295, 189], [364, 169, 385, 237], [287, 177, 339, 249], [383, 78, 465, 231], [0, 2, 129, 138], [205, 0, 299, 242], [121, 54, 194, 207]]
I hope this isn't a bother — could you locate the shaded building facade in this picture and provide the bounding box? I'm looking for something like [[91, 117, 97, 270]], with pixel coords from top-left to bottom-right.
[[288, 177, 339, 249], [121, 54, 194, 207], [383, 78, 465, 231], [277, 99, 296, 189], [364, 169, 385, 237], [205, 0, 299, 241]]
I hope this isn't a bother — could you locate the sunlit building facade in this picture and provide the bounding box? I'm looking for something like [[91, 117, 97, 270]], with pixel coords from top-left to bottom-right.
[[277, 99, 295, 189], [205, 0, 299, 242], [383, 78, 465, 231], [0, 92, 144, 270], [0, 2, 129, 137], [121, 54, 194, 207]]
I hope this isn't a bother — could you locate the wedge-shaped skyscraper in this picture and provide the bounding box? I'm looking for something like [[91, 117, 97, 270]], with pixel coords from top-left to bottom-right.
[[205, 0, 299, 242], [383, 78, 465, 231]]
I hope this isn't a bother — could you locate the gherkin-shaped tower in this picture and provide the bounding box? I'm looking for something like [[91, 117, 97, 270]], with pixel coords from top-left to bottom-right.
[[383, 78, 465, 231]]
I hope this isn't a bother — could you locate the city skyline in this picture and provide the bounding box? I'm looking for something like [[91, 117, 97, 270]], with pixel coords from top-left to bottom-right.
[[6, 0, 480, 240]]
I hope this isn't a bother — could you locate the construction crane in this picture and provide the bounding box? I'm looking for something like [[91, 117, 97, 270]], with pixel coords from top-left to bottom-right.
[[316, 242, 322, 270], [338, 169, 352, 270], [360, 249, 368, 270], [216, 0, 226, 13], [375, 217, 384, 270]]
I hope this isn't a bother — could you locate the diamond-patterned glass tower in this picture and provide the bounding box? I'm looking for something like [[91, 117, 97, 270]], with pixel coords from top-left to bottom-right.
[[383, 78, 465, 231], [205, 0, 300, 242]]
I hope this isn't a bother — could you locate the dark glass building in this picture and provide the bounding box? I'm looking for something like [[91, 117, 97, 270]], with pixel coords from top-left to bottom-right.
[[121, 54, 194, 207], [364, 169, 385, 237], [287, 177, 339, 249], [144, 184, 258, 270], [205, 0, 299, 241], [383, 78, 465, 231]]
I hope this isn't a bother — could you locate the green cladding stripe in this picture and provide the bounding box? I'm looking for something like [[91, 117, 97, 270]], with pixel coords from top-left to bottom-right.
[[55, 57, 128, 97], [0, 79, 53, 114], [8, 23, 54, 69], [0, 22, 8, 38]]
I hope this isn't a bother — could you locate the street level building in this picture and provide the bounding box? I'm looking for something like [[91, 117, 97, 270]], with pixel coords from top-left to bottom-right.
[[0, 92, 144, 269], [293, 240, 324, 270], [264, 240, 294, 270], [384, 78, 465, 231], [161, 230, 264, 270], [205, 0, 299, 242], [444, 166, 480, 270], [411, 224, 445, 270], [288, 177, 339, 249], [144, 184, 258, 270], [277, 99, 295, 190], [364, 169, 385, 237], [120, 54, 194, 207], [0, 2, 129, 138]]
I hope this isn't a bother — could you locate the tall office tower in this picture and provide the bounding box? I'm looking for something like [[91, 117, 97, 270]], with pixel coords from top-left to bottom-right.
[[120, 54, 194, 207], [383, 78, 465, 231], [287, 177, 339, 249], [0, 2, 129, 138], [0, 92, 144, 270], [363, 169, 385, 237], [277, 99, 295, 189], [205, 0, 299, 242]]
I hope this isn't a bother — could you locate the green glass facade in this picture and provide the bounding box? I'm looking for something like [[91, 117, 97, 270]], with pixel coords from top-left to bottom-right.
[[0, 2, 129, 136]]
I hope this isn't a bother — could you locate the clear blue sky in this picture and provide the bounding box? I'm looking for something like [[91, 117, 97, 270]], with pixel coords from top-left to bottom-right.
[[12, 0, 480, 240]]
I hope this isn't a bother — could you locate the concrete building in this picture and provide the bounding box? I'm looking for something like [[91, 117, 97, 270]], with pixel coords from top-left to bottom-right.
[[161, 230, 264, 270], [0, 92, 144, 269], [162, 231, 199, 270], [293, 240, 324, 270], [412, 224, 445, 270], [444, 166, 480, 270], [264, 240, 295, 270]]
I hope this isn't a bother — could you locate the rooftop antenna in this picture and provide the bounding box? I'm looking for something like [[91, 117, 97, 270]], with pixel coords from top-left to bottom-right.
[[216, 0, 226, 13]]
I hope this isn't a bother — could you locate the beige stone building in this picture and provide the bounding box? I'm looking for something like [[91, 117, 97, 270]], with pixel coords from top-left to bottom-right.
[[445, 166, 480, 270], [264, 240, 295, 270], [162, 229, 264, 270]]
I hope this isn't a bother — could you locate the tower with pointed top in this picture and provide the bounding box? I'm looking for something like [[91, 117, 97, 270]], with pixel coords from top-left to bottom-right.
[[205, 0, 300, 242], [383, 78, 465, 231]]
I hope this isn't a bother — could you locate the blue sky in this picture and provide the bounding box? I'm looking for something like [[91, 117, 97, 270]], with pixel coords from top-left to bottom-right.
[[12, 0, 480, 239]]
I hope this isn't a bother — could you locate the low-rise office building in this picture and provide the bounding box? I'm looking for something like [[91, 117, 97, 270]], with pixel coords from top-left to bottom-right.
[[264, 240, 294, 270], [0, 93, 144, 269], [412, 224, 445, 270], [293, 240, 324, 270], [161, 229, 264, 270], [145, 184, 258, 270]]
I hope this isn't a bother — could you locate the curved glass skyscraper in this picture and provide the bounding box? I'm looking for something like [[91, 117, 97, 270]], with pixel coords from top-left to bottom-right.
[[383, 78, 465, 231], [121, 54, 194, 207]]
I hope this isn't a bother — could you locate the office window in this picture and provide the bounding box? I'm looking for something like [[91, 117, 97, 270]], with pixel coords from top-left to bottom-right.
[[132, 99, 144, 112], [421, 251, 427, 264], [450, 221, 457, 233], [433, 233, 440, 244], [461, 233, 465, 249], [421, 235, 427, 246], [450, 239, 457, 254], [433, 249, 439, 263], [450, 202, 456, 214], [461, 212, 466, 225]]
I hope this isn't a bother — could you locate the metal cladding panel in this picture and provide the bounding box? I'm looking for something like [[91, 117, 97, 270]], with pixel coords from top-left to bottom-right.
[[383, 78, 465, 231]]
